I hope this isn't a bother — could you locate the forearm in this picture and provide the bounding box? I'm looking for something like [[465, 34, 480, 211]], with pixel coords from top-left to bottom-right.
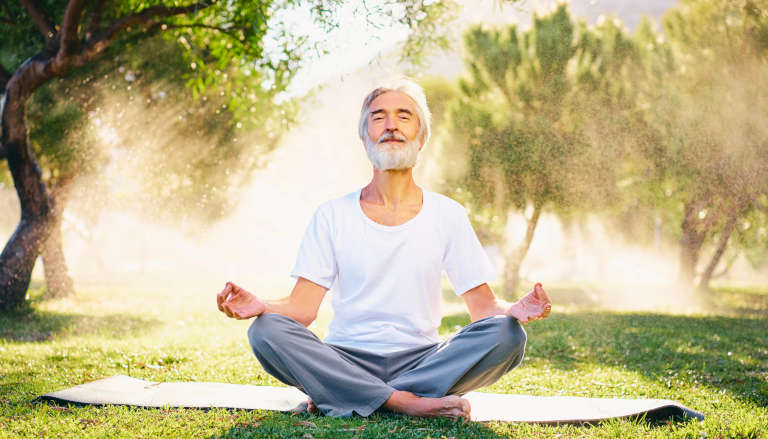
[[468, 298, 510, 322], [256, 277, 326, 326], [463, 283, 512, 322], [262, 296, 317, 327]]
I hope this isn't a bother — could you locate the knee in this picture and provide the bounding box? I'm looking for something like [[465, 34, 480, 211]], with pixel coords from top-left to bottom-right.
[[247, 313, 287, 353], [484, 316, 527, 362], [503, 317, 527, 360]]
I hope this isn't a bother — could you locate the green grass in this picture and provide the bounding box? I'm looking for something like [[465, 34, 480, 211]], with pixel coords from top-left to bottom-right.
[[1, 283, 767, 438]]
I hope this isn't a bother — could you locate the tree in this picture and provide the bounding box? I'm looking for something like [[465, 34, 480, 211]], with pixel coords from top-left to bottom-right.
[[0, 0, 456, 310], [624, 0, 768, 291], [440, 4, 636, 297]]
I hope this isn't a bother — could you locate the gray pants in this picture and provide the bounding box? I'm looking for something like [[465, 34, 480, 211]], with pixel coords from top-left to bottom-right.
[[248, 313, 526, 417]]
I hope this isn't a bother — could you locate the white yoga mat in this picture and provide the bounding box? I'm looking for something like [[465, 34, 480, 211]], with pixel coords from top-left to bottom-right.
[[41, 375, 704, 424]]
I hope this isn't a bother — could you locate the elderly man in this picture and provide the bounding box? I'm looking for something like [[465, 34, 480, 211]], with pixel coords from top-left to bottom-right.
[[216, 78, 551, 420]]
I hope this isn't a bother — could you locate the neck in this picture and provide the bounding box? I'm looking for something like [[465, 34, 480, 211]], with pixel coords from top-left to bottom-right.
[[362, 167, 420, 207]]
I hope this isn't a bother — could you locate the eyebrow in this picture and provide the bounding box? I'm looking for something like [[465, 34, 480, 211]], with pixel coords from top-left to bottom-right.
[[370, 108, 414, 117]]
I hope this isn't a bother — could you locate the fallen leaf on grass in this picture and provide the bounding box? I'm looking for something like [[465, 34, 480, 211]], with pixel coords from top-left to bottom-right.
[[79, 419, 100, 427], [293, 420, 317, 429]]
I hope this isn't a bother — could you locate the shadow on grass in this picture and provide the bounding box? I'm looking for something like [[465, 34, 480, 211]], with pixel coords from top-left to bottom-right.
[[440, 309, 768, 408], [210, 410, 508, 438], [0, 309, 161, 342]]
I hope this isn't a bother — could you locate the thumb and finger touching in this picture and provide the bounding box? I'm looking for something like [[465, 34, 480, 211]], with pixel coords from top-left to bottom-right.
[[217, 283, 233, 311], [534, 283, 552, 305]]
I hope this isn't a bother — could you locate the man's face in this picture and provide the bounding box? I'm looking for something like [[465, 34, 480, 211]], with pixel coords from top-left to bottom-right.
[[366, 91, 421, 145], [364, 91, 423, 171]]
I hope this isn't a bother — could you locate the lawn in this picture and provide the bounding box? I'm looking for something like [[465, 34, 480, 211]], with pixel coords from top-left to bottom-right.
[[1, 283, 767, 438]]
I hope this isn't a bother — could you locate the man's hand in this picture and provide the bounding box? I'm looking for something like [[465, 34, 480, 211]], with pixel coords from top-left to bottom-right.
[[217, 282, 266, 320], [505, 283, 552, 324]]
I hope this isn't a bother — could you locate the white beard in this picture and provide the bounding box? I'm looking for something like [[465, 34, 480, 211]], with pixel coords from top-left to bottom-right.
[[364, 132, 421, 171]]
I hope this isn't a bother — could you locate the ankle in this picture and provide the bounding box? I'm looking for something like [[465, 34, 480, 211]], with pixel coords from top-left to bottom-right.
[[383, 390, 419, 414]]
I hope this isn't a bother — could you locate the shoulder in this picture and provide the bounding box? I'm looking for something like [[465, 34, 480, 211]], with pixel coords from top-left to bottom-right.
[[424, 189, 467, 217], [312, 189, 360, 221]]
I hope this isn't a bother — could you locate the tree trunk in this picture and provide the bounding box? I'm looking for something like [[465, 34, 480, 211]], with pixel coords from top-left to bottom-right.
[[678, 228, 704, 287], [677, 196, 715, 287], [503, 201, 543, 299], [697, 198, 749, 291], [40, 176, 76, 299], [0, 148, 54, 310], [41, 209, 74, 299], [503, 254, 522, 300], [0, 63, 56, 311]]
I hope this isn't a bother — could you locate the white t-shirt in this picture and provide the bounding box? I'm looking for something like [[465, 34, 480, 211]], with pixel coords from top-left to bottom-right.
[[290, 186, 497, 354]]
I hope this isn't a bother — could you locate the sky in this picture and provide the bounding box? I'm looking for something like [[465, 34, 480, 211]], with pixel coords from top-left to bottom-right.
[[285, 0, 676, 96]]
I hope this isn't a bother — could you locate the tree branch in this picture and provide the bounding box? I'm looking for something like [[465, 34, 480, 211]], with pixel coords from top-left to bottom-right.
[[59, 0, 88, 56], [710, 255, 736, 279], [19, 0, 56, 44], [86, 0, 107, 38], [152, 22, 233, 34], [697, 205, 740, 289], [81, 1, 214, 61], [50, 174, 76, 205]]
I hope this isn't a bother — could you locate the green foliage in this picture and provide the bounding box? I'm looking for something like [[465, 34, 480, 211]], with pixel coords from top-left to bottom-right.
[[614, 0, 768, 279], [398, 0, 460, 65], [26, 77, 104, 183], [438, 5, 636, 246], [428, 0, 768, 289], [0, 1, 63, 67]]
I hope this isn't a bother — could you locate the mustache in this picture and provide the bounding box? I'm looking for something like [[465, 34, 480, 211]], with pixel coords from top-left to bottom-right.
[[376, 131, 407, 144]]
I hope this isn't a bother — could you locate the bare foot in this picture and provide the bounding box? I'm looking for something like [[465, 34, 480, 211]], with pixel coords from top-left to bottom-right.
[[506, 283, 552, 323], [307, 397, 319, 414], [383, 390, 471, 421]]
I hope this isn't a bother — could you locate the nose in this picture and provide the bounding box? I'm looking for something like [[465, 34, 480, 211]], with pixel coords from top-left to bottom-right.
[[383, 115, 397, 130]]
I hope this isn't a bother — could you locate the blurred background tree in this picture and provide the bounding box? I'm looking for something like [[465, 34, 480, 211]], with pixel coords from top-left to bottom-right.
[[432, 4, 636, 297], [425, 0, 767, 298], [619, 0, 768, 291]]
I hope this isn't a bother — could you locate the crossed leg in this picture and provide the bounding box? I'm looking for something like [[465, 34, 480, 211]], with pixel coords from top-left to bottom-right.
[[248, 313, 473, 419], [248, 313, 526, 420], [379, 315, 526, 420], [305, 389, 471, 419]]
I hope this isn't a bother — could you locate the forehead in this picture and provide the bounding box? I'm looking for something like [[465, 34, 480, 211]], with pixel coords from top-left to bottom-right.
[[369, 90, 418, 114]]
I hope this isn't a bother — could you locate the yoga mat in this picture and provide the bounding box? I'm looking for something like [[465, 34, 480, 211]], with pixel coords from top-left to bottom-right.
[[41, 375, 704, 424]]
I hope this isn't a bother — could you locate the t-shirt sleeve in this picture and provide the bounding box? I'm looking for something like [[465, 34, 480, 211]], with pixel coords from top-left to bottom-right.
[[443, 204, 498, 295], [290, 205, 337, 289]]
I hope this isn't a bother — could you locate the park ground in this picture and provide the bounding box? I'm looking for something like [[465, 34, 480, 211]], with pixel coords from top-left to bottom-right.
[[1, 282, 767, 438]]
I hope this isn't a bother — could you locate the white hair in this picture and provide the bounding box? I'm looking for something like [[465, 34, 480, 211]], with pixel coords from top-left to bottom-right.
[[358, 78, 432, 147]]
